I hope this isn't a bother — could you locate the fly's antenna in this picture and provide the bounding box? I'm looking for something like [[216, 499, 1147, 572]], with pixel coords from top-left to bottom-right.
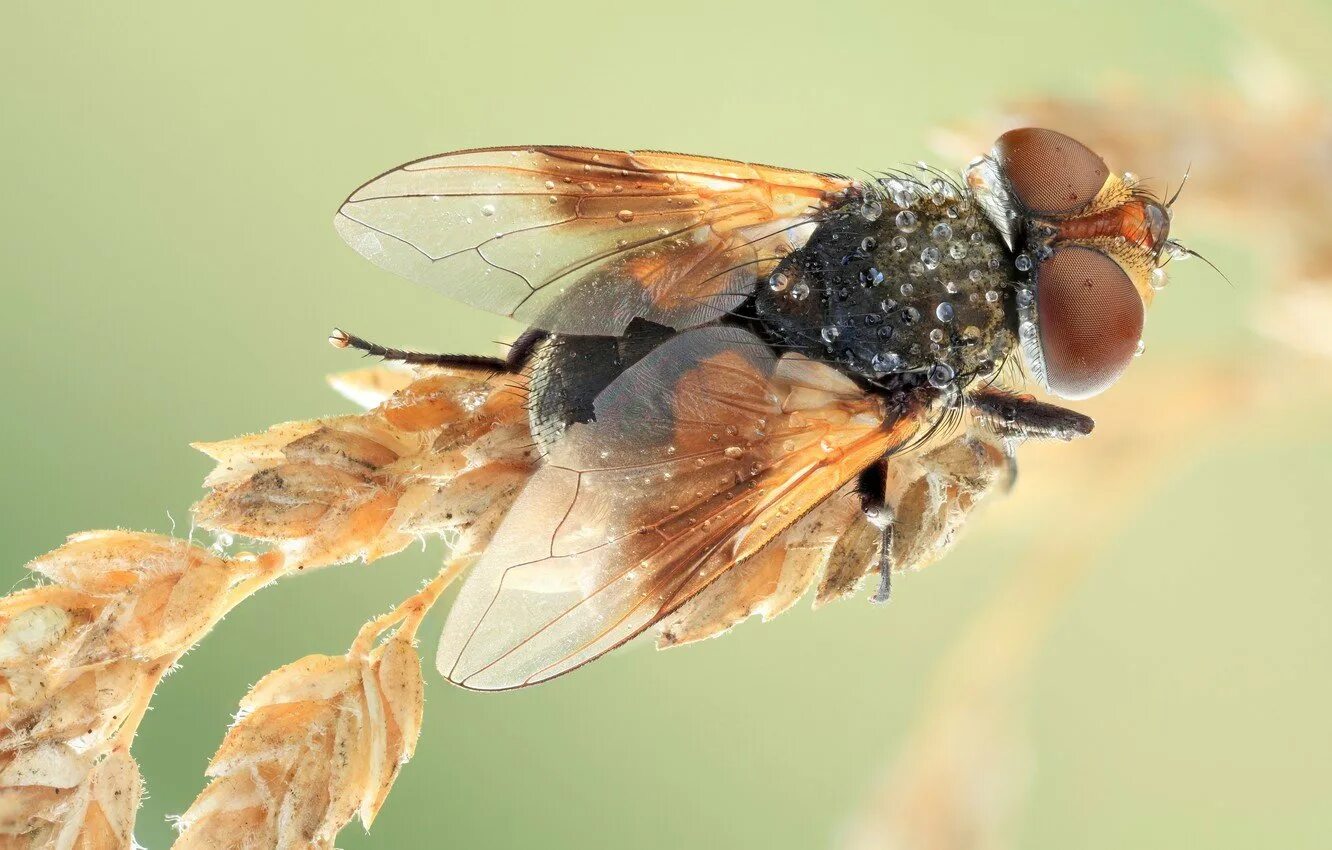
[[1163, 240, 1232, 288]]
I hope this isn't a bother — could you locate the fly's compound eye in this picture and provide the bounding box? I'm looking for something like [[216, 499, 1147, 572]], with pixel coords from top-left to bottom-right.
[[995, 128, 1109, 217], [1035, 246, 1143, 399]]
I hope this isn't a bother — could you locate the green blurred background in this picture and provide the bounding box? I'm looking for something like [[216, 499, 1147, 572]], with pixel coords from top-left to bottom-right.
[[3, 1, 1329, 847]]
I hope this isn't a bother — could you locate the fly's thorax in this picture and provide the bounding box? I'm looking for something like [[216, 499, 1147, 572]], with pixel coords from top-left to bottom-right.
[[755, 178, 1020, 392]]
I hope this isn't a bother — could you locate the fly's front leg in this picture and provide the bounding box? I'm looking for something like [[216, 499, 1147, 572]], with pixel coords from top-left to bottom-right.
[[967, 386, 1096, 490], [856, 460, 895, 604], [967, 386, 1095, 441]]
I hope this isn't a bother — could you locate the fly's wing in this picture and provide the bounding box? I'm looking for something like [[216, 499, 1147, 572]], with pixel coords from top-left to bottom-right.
[[436, 326, 917, 690], [335, 148, 857, 336], [655, 482, 878, 649]]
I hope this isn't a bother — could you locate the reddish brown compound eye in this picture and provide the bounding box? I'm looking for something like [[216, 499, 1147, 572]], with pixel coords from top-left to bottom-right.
[[995, 128, 1109, 216], [1035, 246, 1144, 399]]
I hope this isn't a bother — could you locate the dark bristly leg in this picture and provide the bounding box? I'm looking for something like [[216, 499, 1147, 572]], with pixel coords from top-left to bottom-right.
[[504, 327, 548, 371], [856, 460, 895, 604], [871, 521, 894, 604], [328, 328, 508, 371], [967, 386, 1095, 442]]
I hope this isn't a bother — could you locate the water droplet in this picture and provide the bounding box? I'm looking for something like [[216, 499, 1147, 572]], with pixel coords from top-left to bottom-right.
[[617, 209, 635, 223], [921, 246, 941, 270], [985, 290, 1000, 303], [1019, 320, 1037, 340], [936, 302, 955, 322], [480, 204, 496, 217], [968, 269, 984, 283], [790, 281, 810, 301], [900, 282, 915, 296], [948, 241, 968, 260], [927, 362, 955, 388], [929, 328, 945, 343], [1014, 254, 1033, 271], [895, 210, 918, 233], [871, 351, 903, 373], [931, 222, 953, 241], [1150, 268, 1169, 290], [970, 231, 985, 244], [210, 532, 234, 554], [782, 439, 797, 453], [724, 446, 744, 459], [860, 236, 878, 253], [544, 180, 556, 190], [901, 306, 920, 324], [860, 267, 884, 287], [1016, 288, 1034, 306], [861, 199, 884, 222], [821, 325, 841, 344], [908, 262, 925, 278], [768, 272, 790, 293], [1135, 339, 1146, 357], [890, 235, 909, 253]]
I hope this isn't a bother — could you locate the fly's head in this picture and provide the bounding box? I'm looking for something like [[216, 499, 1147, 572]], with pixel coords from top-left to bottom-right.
[[966, 127, 1183, 399]]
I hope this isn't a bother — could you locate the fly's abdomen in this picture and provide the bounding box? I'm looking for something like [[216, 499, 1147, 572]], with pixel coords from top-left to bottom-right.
[[526, 319, 676, 454]]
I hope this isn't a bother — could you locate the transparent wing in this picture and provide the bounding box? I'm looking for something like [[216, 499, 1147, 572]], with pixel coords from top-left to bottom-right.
[[335, 147, 856, 335], [436, 326, 916, 690]]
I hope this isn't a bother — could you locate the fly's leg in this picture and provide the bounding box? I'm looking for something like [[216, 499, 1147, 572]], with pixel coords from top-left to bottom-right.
[[856, 460, 895, 604], [967, 386, 1095, 442], [967, 386, 1097, 490], [328, 328, 509, 371]]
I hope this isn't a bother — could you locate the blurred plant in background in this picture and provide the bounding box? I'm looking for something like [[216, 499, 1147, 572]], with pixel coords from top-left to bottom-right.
[[842, 50, 1332, 850], [0, 364, 533, 848]]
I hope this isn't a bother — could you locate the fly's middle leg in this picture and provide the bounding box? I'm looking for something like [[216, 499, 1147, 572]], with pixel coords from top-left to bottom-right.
[[856, 459, 895, 604]]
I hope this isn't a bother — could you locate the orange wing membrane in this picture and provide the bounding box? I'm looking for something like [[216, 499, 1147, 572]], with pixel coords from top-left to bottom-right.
[[336, 147, 856, 336], [436, 326, 916, 690]]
